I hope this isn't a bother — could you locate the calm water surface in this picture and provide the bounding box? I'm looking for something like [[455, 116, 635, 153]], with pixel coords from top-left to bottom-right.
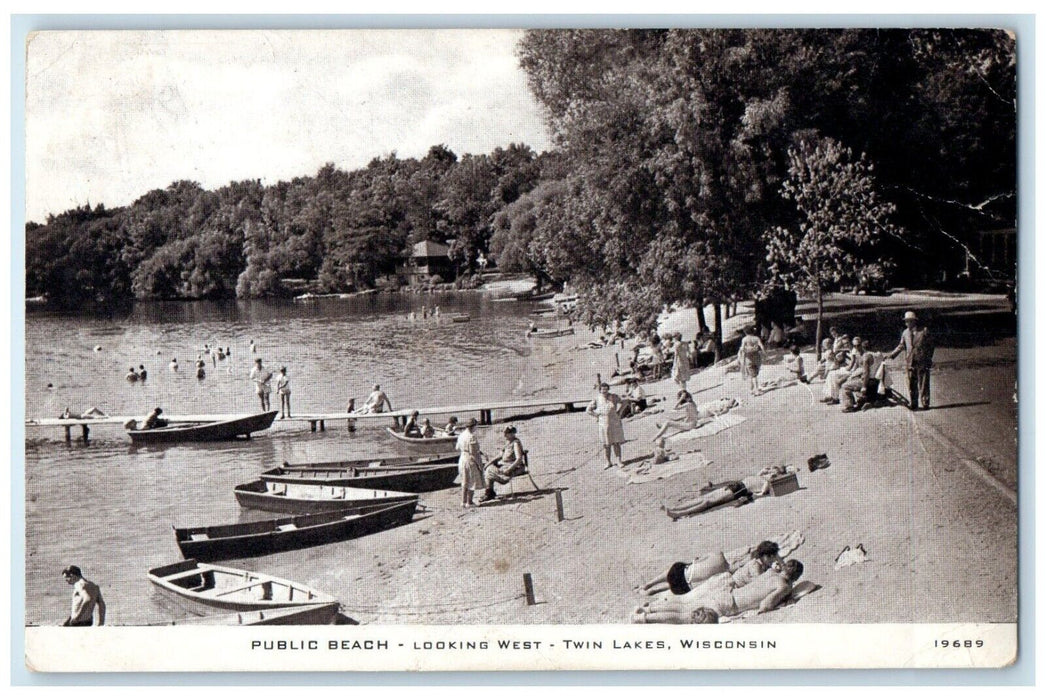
[[24, 292, 584, 625]]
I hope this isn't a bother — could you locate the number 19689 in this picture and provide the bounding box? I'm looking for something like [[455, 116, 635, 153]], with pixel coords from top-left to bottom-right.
[[935, 640, 984, 648]]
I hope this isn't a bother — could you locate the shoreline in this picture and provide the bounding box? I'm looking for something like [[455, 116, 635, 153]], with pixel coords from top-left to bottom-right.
[[338, 290, 1016, 625]]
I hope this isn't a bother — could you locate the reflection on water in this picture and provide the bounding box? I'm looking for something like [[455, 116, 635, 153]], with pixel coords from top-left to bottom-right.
[[24, 293, 578, 625]]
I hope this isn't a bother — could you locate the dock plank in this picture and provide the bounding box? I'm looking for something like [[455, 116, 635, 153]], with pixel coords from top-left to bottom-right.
[[27, 395, 596, 430]]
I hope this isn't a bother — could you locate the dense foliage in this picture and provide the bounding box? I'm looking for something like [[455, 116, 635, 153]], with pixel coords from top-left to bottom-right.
[[509, 28, 1015, 340], [28, 29, 1015, 323], [26, 145, 540, 306]]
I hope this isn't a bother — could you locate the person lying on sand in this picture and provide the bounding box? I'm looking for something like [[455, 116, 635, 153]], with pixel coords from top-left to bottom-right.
[[663, 466, 791, 520], [632, 560, 803, 623], [642, 540, 785, 596]]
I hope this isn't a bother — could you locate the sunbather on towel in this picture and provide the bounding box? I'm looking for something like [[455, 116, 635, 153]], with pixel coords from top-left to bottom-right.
[[642, 540, 785, 596], [663, 480, 754, 519], [663, 466, 790, 520], [651, 391, 712, 441], [632, 560, 803, 623]]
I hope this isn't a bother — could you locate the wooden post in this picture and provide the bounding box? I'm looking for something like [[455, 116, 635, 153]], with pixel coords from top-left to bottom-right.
[[310, 421, 317, 433], [554, 491, 565, 522], [596, 373, 602, 388], [319, 420, 325, 432], [614, 353, 620, 368], [64, 426, 72, 442], [81, 425, 90, 443], [523, 573, 536, 606]]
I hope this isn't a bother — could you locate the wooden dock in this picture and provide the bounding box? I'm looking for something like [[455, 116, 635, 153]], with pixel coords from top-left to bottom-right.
[[25, 395, 596, 440]]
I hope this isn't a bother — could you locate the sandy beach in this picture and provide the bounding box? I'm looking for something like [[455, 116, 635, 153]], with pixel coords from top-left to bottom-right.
[[334, 291, 1016, 625]]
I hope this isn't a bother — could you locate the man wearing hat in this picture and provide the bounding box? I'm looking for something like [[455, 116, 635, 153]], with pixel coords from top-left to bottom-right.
[[61, 565, 106, 626], [887, 310, 935, 410]]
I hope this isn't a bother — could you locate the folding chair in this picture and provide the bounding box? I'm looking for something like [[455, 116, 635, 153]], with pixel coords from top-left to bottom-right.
[[506, 450, 541, 496]]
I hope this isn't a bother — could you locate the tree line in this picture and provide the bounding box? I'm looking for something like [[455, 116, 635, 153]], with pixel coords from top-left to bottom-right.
[[28, 29, 1015, 350], [26, 144, 545, 307], [492, 28, 1015, 352]]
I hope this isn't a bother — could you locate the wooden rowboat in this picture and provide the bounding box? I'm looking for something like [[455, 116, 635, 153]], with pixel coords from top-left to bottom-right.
[[128, 410, 278, 444], [384, 426, 458, 449], [147, 559, 336, 616], [262, 453, 460, 492], [174, 500, 418, 561], [234, 480, 418, 515], [449, 313, 470, 323], [529, 328, 575, 339], [159, 602, 341, 626]]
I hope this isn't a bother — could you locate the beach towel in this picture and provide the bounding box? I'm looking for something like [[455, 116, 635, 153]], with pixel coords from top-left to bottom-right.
[[616, 453, 713, 484], [834, 544, 869, 570]]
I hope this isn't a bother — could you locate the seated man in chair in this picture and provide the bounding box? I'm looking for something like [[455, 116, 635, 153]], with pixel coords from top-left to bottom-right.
[[480, 426, 526, 502]]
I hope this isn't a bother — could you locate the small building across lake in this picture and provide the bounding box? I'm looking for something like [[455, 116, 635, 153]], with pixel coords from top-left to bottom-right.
[[397, 240, 456, 285]]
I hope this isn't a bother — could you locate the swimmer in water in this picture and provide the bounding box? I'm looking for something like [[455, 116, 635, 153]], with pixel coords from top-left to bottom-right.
[[138, 365, 147, 381], [170, 358, 179, 371], [125, 367, 139, 383]]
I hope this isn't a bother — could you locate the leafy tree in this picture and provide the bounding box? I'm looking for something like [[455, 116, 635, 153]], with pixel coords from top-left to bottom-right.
[[765, 136, 902, 356]]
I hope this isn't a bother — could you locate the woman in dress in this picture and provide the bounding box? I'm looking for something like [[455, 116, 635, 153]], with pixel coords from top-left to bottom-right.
[[737, 326, 766, 396], [454, 418, 485, 508], [671, 332, 692, 389], [587, 383, 625, 469]]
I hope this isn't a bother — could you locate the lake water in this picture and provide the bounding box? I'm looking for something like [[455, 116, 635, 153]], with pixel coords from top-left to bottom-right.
[[23, 291, 588, 625]]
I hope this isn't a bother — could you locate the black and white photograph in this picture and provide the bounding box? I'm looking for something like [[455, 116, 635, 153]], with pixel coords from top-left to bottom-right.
[[20, 25, 1020, 672]]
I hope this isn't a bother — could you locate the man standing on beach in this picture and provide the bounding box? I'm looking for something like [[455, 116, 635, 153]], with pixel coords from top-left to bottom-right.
[[61, 565, 105, 626], [887, 311, 934, 410]]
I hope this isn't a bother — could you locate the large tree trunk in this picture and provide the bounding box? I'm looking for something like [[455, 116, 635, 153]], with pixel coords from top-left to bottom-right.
[[713, 302, 723, 362], [696, 297, 709, 332], [815, 286, 824, 361]]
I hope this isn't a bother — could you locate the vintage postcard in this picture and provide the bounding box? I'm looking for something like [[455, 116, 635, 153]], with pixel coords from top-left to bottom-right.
[[21, 27, 1019, 672]]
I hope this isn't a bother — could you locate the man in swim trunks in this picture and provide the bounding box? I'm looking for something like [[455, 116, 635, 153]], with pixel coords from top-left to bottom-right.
[[633, 560, 803, 623], [642, 540, 784, 596], [61, 565, 106, 626]]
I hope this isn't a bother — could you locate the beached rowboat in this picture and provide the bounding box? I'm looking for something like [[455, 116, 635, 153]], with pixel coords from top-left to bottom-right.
[[128, 410, 278, 444], [529, 328, 575, 339], [262, 453, 460, 492], [174, 500, 418, 561], [147, 559, 337, 616], [384, 426, 458, 449], [158, 602, 341, 626], [234, 480, 418, 514]]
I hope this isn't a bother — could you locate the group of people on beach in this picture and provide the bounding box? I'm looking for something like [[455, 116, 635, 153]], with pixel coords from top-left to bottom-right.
[[634, 540, 805, 623], [455, 419, 528, 507], [811, 311, 934, 412]]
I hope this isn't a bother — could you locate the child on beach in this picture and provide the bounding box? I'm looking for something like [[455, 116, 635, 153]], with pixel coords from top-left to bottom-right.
[[785, 346, 809, 383], [276, 367, 291, 418]]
